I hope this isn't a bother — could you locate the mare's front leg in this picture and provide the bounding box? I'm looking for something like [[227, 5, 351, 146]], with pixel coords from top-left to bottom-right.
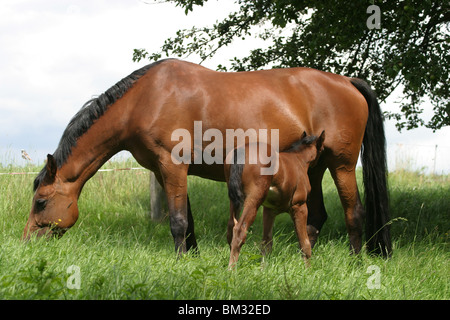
[[290, 203, 312, 263], [158, 159, 190, 255], [154, 167, 197, 254], [186, 196, 198, 253]]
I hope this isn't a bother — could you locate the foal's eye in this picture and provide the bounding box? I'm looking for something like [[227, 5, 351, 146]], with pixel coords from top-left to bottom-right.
[[35, 199, 47, 212]]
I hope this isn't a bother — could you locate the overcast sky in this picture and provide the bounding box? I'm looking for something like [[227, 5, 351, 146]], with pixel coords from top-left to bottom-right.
[[1, 0, 449, 173]]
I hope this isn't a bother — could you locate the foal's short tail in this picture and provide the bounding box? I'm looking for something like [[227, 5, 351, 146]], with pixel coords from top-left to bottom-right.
[[350, 78, 392, 258], [228, 150, 245, 214]]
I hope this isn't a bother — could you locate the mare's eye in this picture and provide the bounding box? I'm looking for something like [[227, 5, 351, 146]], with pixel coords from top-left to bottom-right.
[[35, 199, 47, 212]]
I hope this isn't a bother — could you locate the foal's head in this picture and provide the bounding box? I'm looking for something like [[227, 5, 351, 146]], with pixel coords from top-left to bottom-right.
[[286, 131, 325, 167]]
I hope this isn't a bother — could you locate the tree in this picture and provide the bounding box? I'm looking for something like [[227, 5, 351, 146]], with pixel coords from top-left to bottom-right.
[[133, 0, 449, 131]]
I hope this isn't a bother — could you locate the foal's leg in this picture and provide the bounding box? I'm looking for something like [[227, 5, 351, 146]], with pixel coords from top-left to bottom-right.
[[229, 203, 259, 269], [290, 203, 312, 263], [261, 206, 276, 255], [227, 201, 240, 247], [228, 165, 270, 268]]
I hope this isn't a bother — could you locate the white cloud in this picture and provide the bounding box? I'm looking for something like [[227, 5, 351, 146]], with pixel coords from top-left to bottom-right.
[[0, 0, 243, 163], [0, 1, 448, 173]]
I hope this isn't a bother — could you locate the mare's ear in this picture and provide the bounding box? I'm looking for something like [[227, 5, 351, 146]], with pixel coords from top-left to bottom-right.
[[316, 130, 325, 151], [43, 154, 57, 184], [301, 131, 307, 140]]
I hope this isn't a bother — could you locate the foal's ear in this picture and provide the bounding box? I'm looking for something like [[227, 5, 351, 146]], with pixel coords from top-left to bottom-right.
[[43, 154, 57, 184], [301, 131, 307, 139], [316, 130, 325, 151]]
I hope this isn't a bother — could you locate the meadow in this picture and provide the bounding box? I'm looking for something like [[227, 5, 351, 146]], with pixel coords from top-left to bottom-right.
[[0, 158, 448, 300]]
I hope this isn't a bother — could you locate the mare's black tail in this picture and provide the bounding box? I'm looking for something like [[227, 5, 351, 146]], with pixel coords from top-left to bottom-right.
[[350, 78, 392, 257]]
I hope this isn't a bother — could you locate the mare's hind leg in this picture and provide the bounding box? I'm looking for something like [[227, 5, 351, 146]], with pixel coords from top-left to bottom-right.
[[306, 157, 329, 248], [329, 165, 365, 254]]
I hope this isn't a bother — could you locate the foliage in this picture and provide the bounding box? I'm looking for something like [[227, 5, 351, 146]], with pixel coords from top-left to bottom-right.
[[133, 0, 449, 131]]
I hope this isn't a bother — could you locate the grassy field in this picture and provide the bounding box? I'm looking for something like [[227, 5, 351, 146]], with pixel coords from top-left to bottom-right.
[[0, 159, 448, 300]]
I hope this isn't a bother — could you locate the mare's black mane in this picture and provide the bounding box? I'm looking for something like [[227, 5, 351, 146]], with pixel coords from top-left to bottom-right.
[[33, 59, 170, 191]]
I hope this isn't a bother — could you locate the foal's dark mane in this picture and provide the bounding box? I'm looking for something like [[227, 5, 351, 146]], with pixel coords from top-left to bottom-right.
[[33, 59, 171, 191], [284, 134, 318, 153]]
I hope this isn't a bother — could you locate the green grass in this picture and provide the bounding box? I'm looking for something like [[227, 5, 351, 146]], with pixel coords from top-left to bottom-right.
[[0, 159, 448, 300]]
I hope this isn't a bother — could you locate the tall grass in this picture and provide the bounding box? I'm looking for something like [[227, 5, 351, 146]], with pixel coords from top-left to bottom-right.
[[0, 160, 448, 299]]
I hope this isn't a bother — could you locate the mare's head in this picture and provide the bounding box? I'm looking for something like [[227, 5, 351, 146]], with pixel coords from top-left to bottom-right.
[[23, 154, 79, 240], [286, 130, 325, 167]]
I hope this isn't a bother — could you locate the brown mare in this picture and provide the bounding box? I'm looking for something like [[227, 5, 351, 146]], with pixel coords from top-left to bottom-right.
[[225, 131, 325, 268], [24, 58, 392, 257]]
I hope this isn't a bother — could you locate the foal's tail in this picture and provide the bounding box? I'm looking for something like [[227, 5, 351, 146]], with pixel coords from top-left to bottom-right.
[[350, 78, 392, 258], [228, 150, 245, 214]]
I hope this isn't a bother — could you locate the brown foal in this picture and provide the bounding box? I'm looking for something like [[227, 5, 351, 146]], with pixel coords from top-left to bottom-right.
[[225, 131, 325, 268]]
